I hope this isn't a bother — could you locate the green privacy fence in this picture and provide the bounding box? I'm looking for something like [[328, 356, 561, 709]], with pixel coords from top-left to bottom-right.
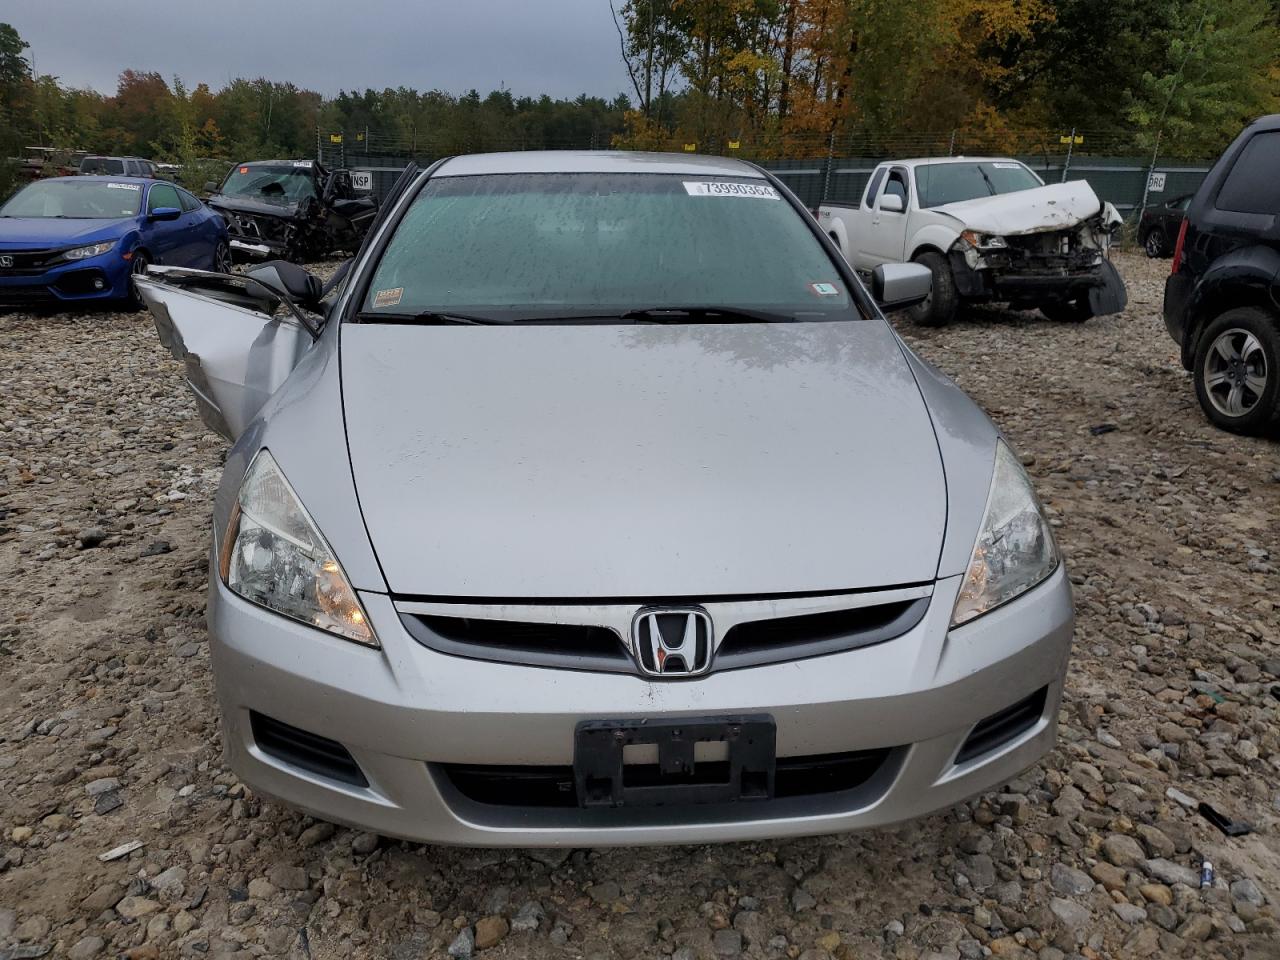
[[321, 134, 1215, 225]]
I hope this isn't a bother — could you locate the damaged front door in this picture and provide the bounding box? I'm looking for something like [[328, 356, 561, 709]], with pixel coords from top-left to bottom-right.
[[136, 267, 318, 441]]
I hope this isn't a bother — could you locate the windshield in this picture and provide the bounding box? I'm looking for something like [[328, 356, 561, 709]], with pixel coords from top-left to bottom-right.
[[0, 179, 142, 219], [219, 164, 317, 205], [80, 157, 125, 175], [915, 161, 1042, 208], [360, 172, 855, 322]]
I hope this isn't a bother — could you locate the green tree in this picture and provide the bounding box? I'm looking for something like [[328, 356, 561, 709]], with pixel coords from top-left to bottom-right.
[[1128, 0, 1280, 156]]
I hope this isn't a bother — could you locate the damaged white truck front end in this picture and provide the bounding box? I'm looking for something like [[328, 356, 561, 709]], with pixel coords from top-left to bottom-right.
[[945, 180, 1126, 322], [818, 158, 1127, 326]]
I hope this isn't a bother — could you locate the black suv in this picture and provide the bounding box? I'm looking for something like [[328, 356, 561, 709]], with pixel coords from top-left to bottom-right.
[[1164, 114, 1280, 435]]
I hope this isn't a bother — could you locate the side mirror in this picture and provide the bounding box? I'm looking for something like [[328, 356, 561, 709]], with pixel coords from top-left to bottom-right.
[[871, 262, 931, 311], [879, 193, 905, 214], [203, 181, 218, 194], [149, 206, 182, 221], [246, 260, 324, 308]]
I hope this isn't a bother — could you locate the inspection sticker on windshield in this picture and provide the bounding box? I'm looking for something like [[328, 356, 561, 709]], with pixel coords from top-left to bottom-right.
[[372, 287, 404, 309], [292, 161, 312, 167], [809, 282, 840, 296], [683, 181, 780, 199], [106, 183, 140, 190], [991, 162, 1022, 169]]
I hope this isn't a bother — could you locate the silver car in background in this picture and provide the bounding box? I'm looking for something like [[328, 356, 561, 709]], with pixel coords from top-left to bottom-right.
[[137, 151, 1073, 846]]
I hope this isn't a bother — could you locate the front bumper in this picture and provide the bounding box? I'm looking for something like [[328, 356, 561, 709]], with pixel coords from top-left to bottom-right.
[[228, 238, 278, 260], [0, 253, 130, 304], [210, 566, 1073, 846]]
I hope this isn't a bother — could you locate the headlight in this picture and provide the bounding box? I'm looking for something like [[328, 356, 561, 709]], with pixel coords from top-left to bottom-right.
[[62, 241, 116, 260], [959, 230, 1007, 250], [951, 441, 1059, 627], [220, 450, 378, 647]]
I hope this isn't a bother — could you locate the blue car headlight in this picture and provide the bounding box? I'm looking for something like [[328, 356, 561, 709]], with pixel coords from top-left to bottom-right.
[[62, 241, 116, 261]]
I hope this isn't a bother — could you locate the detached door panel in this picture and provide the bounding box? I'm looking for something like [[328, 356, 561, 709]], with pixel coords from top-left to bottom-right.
[[137, 271, 313, 441]]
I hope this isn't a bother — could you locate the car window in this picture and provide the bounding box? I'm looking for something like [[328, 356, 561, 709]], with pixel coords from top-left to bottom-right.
[[915, 161, 1043, 208], [0, 179, 142, 218], [361, 172, 856, 322], [863, 168, 886, 207], [80, 157, 125, 175], [1216, 131, 1280, 215], [883, 168, 909, 207], [219, 164, 318, 205], [147, 183, 181, 213], [177, 188, 202, 212]]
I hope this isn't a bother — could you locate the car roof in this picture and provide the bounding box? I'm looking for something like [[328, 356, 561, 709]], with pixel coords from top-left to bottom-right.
[[879, 157, 1024, 168], [434, 150, 766, 178], [45, 175, 156, 186]]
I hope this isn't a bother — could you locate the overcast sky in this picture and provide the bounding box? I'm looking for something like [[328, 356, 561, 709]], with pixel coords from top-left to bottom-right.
[[6, 0, 635, 101]]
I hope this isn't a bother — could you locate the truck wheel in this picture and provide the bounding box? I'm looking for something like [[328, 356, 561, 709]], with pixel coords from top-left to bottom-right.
[[1193, 307, 1280, 436], [906, 252, 958, 327], [1040, 299, 1094, 323]]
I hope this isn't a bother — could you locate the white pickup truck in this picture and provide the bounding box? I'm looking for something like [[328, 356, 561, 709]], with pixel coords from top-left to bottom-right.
[[817, 157, 1126, 325]]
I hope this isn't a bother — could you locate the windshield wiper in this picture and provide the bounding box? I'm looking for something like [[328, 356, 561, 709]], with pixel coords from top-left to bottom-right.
[[356, 310, 511, 325], [619, 305, 796, 324]]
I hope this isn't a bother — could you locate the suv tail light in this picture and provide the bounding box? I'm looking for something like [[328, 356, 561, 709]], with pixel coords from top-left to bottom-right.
[[1171, 218, 1189, 274]]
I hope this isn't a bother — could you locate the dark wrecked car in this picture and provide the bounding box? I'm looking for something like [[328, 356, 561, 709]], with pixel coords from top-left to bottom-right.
[[205, 160, 377, 263]]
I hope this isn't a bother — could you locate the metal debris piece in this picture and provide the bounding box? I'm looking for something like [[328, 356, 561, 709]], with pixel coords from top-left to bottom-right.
[[1198, 802, 1253, 837], [98, 839, 145, 861]]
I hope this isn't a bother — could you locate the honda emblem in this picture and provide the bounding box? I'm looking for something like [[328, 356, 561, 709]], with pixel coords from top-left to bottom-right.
[[631, 608, 713, 678], [0, 255, 13, 268]]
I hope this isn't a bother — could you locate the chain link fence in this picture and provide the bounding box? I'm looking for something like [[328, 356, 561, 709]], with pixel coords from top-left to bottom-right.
[[315, 127, 1217, 228]]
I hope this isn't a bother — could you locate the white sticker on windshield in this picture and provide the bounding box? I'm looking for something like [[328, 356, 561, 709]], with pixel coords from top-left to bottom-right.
[[991, 162, 1023, 170], [683, 181, 780, 200], [810, 282, 840, 296], [106, 183, 141, 190], [292, 161, 312, 168], [372, 287, 403, 309]]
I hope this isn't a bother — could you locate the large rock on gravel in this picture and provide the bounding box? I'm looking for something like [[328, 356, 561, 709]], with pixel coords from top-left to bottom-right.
[[1049, 863, 1093, 896]]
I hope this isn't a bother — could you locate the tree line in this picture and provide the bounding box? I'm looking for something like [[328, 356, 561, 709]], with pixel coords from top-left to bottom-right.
[[2, 1, 1277, 196], [610, 0, 1280, 156]]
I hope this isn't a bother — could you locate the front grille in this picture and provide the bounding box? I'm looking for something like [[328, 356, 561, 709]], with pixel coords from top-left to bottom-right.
[[400, 614, 631, 672], [225, 212, 290, 243], [397, 589, 930, 677], [0, 248, 63, 275], [715, 598, 928, 668], [0, 285, 55, 304], [955, 686, 1048, 765], [250, 711, 368, 787], [437, 747, 893, 809], [989, 233, 1100, 274]]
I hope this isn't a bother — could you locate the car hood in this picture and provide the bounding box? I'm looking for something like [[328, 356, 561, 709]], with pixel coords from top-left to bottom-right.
[[341, 320, 947, 598], [0, 217, 130, 248], [934, 181, 1103, 235], [207, 195, 301, 220]]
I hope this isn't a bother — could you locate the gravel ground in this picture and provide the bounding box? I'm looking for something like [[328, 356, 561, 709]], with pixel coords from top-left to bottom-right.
[[1, 251, 1278, 960]]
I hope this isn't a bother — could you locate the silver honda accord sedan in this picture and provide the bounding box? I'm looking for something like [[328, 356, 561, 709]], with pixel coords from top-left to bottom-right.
[[137, 151, 1073, 846]]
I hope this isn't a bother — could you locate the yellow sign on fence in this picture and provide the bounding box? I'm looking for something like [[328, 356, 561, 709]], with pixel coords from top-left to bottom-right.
[[329, 134, 343, 144], [683, 142, 697, 152], [728, 140, 741, 150], [1059, 134, 1083, 145]]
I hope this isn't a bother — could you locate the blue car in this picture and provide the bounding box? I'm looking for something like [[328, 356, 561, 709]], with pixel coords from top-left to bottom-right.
[[0, 176, 229, 308]]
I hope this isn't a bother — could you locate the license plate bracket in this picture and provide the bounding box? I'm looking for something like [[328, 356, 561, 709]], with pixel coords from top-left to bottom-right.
[[574, 715, 776, 808]]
